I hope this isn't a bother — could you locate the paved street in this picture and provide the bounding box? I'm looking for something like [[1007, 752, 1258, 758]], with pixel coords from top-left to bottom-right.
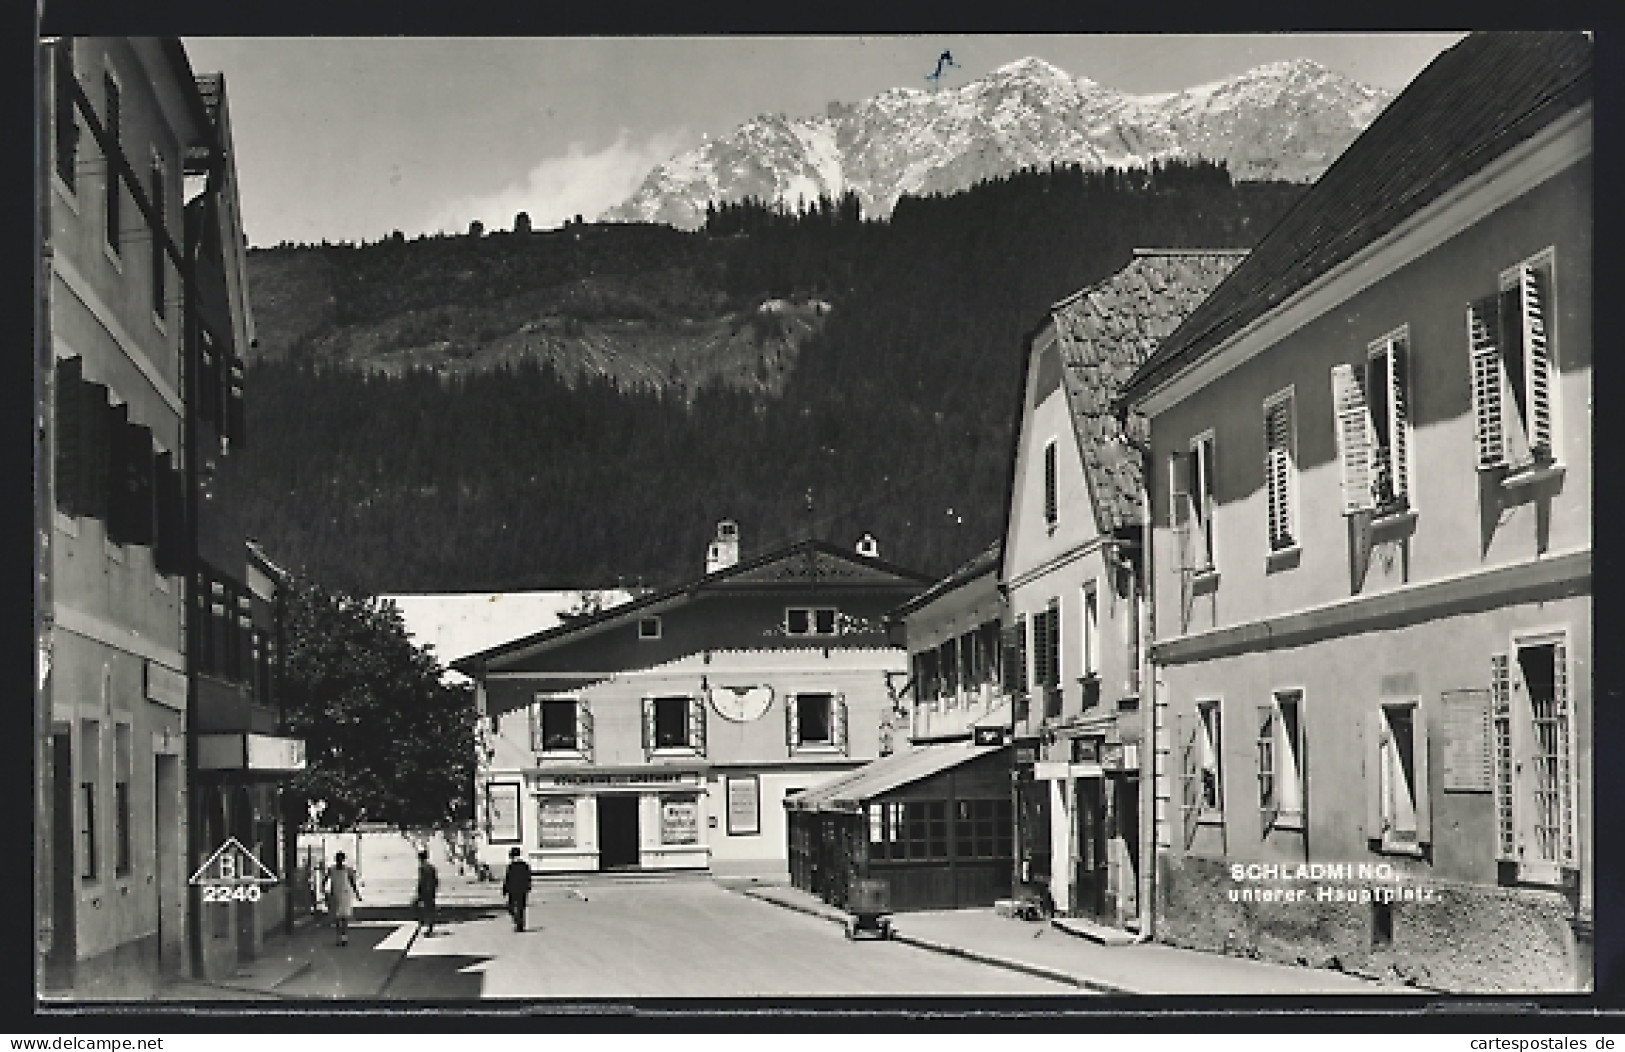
[[376, 879, 1075, 998]]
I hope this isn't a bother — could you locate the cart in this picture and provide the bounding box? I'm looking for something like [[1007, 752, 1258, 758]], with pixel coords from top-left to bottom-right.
[[843, 877, 893, 940]]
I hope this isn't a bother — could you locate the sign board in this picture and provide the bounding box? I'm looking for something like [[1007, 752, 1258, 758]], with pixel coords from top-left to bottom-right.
[[189, 837, 278, 886], [661, 795, 700, 845], [1441, 689, 1494, 793], [246, 734, 306, 772], [552, 772, 695, 787], [145, 661, 186, 711], [726, 776, 760, 836], [538, 798, 576, 848], [486, 782, 521, 843]]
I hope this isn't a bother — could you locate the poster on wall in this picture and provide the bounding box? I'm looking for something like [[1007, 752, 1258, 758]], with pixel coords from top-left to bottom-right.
[[661, 794, 699, 845], [487, 782, 521, 843], [538, 797, 576, 848], [726, 775, 760, 836]]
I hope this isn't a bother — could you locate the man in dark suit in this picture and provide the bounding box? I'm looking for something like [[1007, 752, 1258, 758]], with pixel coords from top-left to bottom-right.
[[502, 847, 534, 932]]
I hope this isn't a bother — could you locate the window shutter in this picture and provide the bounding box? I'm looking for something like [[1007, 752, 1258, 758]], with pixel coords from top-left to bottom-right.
[[154, 453, 186, 576], [1000, 625, 1019, 695], [1521, 265, 1553, 457], [528, 701, 541, 754], [1497, 286, 1536, 469], [833, 694, 848, 755], [1265, 400, 1293, 548], [111, 419, 156, 547], [1387, 338, 1411, 500], [1330, 363, 1374, 514], [81, 384, 112, 523], [1414, 702, 1432, 845], [786, 694, 800, 752], [54, 359, 85, 517], [1553, 639, 1573, 867], [642, 697, 656, 757], [1257, 703, 1277, 834], [689, 696, 707, 757], [577, 700, 594, 761], [1016, 619, 1028, 694], [1468, 297, 1506, 469], [1047, 601, 1061, 688], [1365, 709, 1384, 842], [1179, 715, 1201, 851]]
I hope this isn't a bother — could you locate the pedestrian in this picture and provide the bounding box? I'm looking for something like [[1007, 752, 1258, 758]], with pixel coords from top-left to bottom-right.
[[414, 848, 439, 936], [502, 846, 533, 932], [324, 851, 363, 946]]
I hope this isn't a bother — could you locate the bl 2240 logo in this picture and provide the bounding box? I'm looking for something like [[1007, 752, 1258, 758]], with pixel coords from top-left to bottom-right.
[[189, 836, 280, 903]]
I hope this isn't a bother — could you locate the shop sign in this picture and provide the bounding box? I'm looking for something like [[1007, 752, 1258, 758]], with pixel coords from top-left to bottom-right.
[[145, 661, 186, 711], [538, 798, 576, 848], [661, 795, 699, 845], [552, 772, 694, 787], [486, 782, 521, 843], [246, 734, 306, 772]]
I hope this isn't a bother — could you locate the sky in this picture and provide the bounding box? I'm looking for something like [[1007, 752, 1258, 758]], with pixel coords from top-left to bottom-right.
[[179, 34, 1468, 249]]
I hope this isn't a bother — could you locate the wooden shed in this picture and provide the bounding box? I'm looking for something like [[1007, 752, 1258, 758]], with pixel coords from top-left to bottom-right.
[[784, 740, 1013, 912]]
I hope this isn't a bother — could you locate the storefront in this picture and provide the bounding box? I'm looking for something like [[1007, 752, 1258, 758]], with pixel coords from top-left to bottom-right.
[[1033, 718, 1142, 928], [514, 768, 710, 874]]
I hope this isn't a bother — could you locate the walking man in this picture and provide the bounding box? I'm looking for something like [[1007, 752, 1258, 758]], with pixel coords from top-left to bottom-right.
[[324, 851, 362, 946], [414, 848, 439, 936], [502, 846, 533, 932]]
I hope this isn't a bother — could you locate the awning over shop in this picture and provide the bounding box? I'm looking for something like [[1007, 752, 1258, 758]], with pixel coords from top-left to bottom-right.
[[785, 740, 1008, 814]]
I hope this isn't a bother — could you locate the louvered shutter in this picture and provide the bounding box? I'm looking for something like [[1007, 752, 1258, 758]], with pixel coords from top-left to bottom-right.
[[54, 359, 85, 516], [1265, 399, 1293, 549], [1257, 703, 1277, 834], [153, 453, 185, 576], [1331, 363, 1374, 513], [689, 696, 706, 757], [786, 694, 800, 752], [577, 700, 594, 760], [1520, 264, 1552, 458], [1554, 640, 1573, 867], [1169, 452, 1193, 570], [1179, 714, 1200, 850], [1414, 702, 1432, 845], [1468, 297, 1506, 469], [1015, 619, 1028, 694], [1043, 441, 1058, 525], [1387, 338, 1411, 502], [528, 700, 541, 754], [1497, 286, 1536, 469], [833, 694, 848, 755], [81, 383, 112, 523], [1365, 709, 1385, 842], [642, 697, 656, 757]]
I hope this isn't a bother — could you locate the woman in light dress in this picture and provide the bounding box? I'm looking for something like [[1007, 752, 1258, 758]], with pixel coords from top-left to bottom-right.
[[323, 851, 363, 946]]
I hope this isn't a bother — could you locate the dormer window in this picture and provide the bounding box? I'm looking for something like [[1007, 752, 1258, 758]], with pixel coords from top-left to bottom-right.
[[638, 616, 662, 640], [786, 607, 837, 636]]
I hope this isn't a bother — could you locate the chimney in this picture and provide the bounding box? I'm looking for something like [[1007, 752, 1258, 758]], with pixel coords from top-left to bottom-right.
[[855, 532, 880, 559], [706, 520, 740, 574]]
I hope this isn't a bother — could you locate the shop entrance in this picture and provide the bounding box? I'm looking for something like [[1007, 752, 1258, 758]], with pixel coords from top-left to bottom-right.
[[1073, 778, 1108, 920], [597, 795, 640, 870]]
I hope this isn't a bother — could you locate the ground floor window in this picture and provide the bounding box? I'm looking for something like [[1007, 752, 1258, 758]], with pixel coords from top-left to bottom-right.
[[868, 800, 949, 861], [1495, 634, 1576, 883], [955, 798, 1014, 858], [1257, 691, 1304, 832], [660, 794, 700, 846], [1374, 701, 1424, 851]]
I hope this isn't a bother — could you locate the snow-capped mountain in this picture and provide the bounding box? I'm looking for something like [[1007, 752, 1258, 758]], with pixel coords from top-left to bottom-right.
[[604, 57, 1393, 230]]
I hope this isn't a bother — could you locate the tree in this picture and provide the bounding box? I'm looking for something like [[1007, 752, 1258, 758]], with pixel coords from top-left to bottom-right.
[[279, 571, 476, 830]]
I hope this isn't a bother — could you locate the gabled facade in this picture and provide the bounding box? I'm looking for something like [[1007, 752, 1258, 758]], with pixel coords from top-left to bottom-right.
[[455, 525, 932, 878], [39, 37, 302, 996], [1120, 32, 1591, 992], [1002, 249, 1244, 930]]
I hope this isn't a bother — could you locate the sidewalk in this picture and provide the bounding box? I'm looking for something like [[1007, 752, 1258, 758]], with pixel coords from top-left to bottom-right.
[[740, 883, 1413, 996]]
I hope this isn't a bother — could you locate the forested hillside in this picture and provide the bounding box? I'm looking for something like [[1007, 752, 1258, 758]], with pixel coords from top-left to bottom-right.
[[218, 160, 1305, 593]]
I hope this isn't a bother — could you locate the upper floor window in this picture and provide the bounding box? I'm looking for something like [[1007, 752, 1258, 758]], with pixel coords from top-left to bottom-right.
[[1043, 439, 1058, 529], [1080, 580, 1099, 679], [787, 692, 847, 753], [1263, 391, 1297, 551], [643, 695, 705, 755], [785, 606, 837, 637], [638, 616, 661, 640], [1171, 433, 1216, 573], [1333, 331, 1414, 516], [103, 70, 121, 256], [53, 39, 77, 191], [531, 696, 593, 759], [150, 150, 167, 321], [1469, 250, 1558, 472]]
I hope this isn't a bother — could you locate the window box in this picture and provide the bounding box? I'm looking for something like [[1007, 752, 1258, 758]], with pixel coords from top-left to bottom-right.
[[1190, 567, 1220, 593], [1499, 461, 1566, 491], [1264, 544, 1301, 573]]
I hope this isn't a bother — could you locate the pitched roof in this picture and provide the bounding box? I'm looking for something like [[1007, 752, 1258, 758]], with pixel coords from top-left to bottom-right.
[[784, 740, 1006, 813], [1051, 250, 1246, 532], [1121, 32, 1593, 404], [451, 537, 933, 675], [887, 539, 1002, 620]]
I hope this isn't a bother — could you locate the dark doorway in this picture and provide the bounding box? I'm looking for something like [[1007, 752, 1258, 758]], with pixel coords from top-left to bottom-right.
[[154, 754, 181, 977], [1073, 778, 1107, 919], [45, 730, 76, 989], [597, 795, 640, 870]]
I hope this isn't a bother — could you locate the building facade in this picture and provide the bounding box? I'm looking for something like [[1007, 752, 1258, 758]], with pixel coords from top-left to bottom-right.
[[1001, 250, 1244, 931], [39, 37, 302, 996], [1120, 33, 1592, 991], [456, 526, 933, 878]]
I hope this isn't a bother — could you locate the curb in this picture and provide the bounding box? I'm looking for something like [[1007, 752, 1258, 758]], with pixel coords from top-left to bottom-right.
[[377, 921, 424, 997], [739, 888, 1131, 995]]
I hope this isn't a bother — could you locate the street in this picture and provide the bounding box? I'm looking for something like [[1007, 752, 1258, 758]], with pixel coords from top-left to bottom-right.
[[360, 879, 1075, 999]]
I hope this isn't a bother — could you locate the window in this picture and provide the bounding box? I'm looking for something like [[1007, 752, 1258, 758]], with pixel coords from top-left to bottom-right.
[[150, 151, 167, 321], [54, 39, 76, 191], [1043, 439, 1058, 528], [787, 692, 846, 751], [1263, 391, 1297, 550], [1031, 602, 1061, 718], [1080, 581, 1099, 678], [1469, 251, 1558, 471], [1197, 701, 1223, 813], [873, 801, 948, 860], [939, 637, 958, 699], [531, 696, 591, 756], [114, 724, 132, 876], [644, 695, 705, 754], [1257, 692, 1304, 833], [103, 70, 121, 255], [638, 616, 661, 640], [954, 799, 1015, 859], [1493, 636, 1575, 883], [537, 797, 576, 848], [79, 720, 98, 881], [785, 606, 837, 636], [1332, 332, 1413, 516], [1171, 434, 1216, 573], [1368, 701, 1429, 853], [660, 794, 700, 845]]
